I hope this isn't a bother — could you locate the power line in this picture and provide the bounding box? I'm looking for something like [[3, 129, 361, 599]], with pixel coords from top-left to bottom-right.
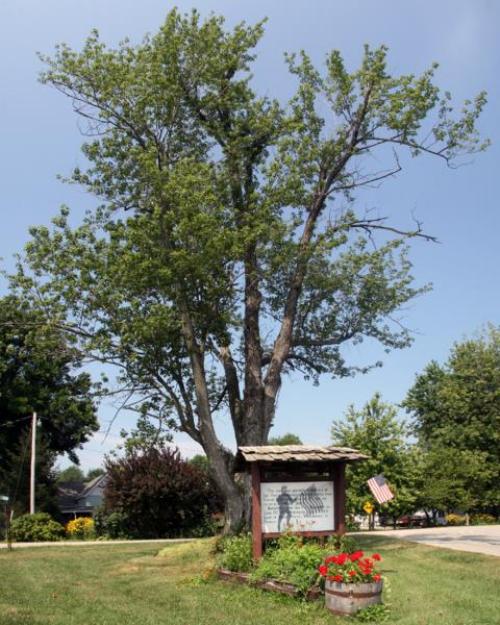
[[0, 415, 34, 429]]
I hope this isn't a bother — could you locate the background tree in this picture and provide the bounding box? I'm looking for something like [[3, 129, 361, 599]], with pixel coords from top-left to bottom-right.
[[103, 447, 220, 538], [85, 467, 105, 481], [331, 393, 420, 525], [268, 433, 303, 446], [0, 296, 98, 513], [56, 465, 85, 483], [404, 325, 500, 513], [417, 446, 491, 516], [1, 431, 60, 517], [189, 454, 211, 472], [56, 465, 104, 484], [118, 414, 173, 456], [12, 10, 487, 530]]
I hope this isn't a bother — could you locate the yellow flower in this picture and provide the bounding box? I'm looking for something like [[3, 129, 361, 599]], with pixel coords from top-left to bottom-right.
[[65, 517, 95, 539]]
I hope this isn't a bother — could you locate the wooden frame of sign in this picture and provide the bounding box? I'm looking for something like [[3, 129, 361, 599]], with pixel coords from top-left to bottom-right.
[[236, 446, 367, 561]]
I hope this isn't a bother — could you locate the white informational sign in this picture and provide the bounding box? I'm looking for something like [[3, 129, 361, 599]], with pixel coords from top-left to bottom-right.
[[261, 481, 334, 533]]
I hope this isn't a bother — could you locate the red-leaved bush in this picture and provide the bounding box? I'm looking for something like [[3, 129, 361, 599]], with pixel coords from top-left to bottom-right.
[[104, 447, 221, 538]]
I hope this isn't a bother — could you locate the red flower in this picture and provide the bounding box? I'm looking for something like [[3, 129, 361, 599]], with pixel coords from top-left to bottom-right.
[[348, 570, 357, 577], [318, 565, 328, 576], [325, 555, 337, 564], [336, 553, 348, 565], [349, 550, 364, 562], [333, 574, 343, 582], [373, 574, 381, 582], [372, 553, 382, 561]]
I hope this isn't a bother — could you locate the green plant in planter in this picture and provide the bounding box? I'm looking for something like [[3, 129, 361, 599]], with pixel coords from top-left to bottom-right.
[[251, 541, 326, 595], [218, 531, 362, 597]]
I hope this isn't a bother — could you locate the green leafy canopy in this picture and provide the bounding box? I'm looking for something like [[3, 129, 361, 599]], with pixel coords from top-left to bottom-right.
[[404, 325, 500, 510], [0, 296, 98, 512], [8, 9, 488, 527]]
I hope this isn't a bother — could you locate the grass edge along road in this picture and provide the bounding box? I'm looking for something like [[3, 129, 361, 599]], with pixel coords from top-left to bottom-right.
[[0, 536, 498, 625]]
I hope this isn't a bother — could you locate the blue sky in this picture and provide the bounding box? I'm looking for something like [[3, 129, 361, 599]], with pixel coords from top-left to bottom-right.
[[0, 1, 498, 470]]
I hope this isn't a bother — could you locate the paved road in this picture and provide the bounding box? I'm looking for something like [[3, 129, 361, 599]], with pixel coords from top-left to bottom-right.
[[3, 526, 499, 556], [360, 525, 500, 557], [0, 538, 194, 549]]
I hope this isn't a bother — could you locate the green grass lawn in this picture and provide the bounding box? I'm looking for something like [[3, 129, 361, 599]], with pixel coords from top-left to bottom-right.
[[0, 535, 498, 625]]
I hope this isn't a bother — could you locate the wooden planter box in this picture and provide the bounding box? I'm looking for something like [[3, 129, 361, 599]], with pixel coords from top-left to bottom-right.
[[325, 579, 383, 616], [217, 569, 322, 601]]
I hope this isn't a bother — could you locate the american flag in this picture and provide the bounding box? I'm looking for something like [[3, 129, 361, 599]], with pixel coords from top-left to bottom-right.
[[367, 474, 394, 504]]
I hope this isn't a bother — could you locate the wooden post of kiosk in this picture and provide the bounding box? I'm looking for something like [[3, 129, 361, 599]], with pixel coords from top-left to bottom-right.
[[251, 463, 263, 560], [333, 462, 346, 535]]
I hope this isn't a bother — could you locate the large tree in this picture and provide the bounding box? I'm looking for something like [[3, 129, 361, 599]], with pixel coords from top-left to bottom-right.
[[12, 10, 487, 529], [0, 297, 98, 513], [404, 325, 500, 512]]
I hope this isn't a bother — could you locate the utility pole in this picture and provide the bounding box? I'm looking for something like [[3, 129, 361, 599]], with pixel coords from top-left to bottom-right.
[[30, 412, 37, 515]]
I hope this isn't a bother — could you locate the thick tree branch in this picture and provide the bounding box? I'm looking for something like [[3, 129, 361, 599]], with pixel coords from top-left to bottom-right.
[[262, 84, 376, 433]]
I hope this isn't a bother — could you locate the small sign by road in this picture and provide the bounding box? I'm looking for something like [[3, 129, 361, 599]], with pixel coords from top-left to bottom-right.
[[363, 501, 374, 515]]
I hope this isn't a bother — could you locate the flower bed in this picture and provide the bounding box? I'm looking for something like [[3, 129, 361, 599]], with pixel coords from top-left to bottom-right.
[[216, 533, 359, 600]]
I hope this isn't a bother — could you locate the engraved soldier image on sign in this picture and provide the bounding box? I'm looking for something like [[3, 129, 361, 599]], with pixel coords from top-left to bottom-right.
[[261, 481, 334, 533]]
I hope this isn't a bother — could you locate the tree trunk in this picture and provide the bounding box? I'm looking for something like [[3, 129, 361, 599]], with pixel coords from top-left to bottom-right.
[[179, 305, 247, 533], [223, 483, 245, 533], [208, 398, 272, 533]]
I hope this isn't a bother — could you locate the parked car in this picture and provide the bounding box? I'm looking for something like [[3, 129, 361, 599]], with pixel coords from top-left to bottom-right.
[[379, 513, 425, 528], [397, 514, 425, 528]]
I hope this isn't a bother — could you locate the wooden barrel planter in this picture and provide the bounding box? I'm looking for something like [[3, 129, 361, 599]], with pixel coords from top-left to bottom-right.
[[325, 580, 383, 616]]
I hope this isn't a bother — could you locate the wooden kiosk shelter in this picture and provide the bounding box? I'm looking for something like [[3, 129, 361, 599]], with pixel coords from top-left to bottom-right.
[[236, 445, 368, 560]]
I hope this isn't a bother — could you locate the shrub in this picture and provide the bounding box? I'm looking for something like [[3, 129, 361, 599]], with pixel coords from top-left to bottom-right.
[[65, 517, 95, 539], [445, 513, 466, 526], [217, 533, 253, 572], [94, 509, 131, 539], [346, 516, 361, 532], [470, 513, 497, 525], [189, 515, 221, 538], [10, 513, 65, 542], [104, 447, 221, 538]]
